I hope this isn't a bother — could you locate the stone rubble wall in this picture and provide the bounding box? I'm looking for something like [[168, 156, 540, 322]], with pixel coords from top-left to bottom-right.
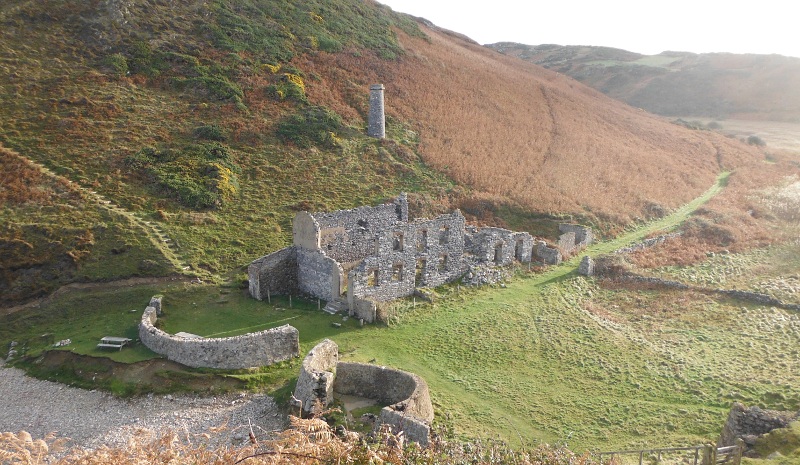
[[297, 247, 344, 302], [465, 227, 533, 266], [614, 232, 682, 255], [534, 240, 563, 265], [718, 402, 799, 450], [248, 246, 298, 301], [335, 362, 433, 446], [294, 339, 338, 414], [557, 223, 594, 257], [349, 296, 378, 323], [139, 304, 299, 369], [311, 195, 407, 264], [293, 341, 434, 446], [347, 211, 466, 304]]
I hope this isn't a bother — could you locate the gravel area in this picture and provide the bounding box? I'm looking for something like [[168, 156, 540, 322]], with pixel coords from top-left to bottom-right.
[[0, 360, 288, 450]]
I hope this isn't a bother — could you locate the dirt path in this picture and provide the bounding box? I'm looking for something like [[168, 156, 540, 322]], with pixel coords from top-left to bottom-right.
[[0, 275, 193, 317]]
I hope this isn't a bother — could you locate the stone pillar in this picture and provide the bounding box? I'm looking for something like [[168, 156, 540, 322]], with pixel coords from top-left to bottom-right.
[[368, 84, 385, 139]]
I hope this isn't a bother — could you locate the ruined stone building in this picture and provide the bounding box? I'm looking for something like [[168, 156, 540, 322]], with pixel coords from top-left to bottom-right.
[[248, 194, 551, 322]]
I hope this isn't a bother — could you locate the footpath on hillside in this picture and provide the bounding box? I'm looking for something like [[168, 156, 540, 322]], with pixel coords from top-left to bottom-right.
[[535, 171, 730, 282]]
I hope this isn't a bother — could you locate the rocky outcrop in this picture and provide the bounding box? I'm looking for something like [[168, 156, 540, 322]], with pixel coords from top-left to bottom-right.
[[718, 403, 799, 450]]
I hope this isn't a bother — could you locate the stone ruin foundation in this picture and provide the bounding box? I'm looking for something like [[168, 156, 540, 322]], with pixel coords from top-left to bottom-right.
[[293, 339, 434, 446], [248, 194, 589, 323], [718, 402, 800, 455]]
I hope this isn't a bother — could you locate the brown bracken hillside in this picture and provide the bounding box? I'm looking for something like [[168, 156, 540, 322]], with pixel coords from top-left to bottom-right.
[[0, 0, 772, 303], [301, 24, 763, 227]]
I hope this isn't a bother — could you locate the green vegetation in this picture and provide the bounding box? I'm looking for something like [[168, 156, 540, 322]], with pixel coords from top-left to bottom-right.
[[746, 422, 800, 465], [125, 143, 241, 209], [6, 173, 797, 452], [276, 105, 349, 148]]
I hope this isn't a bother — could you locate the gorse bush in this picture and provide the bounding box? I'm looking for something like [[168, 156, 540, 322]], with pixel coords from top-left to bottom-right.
[[126, 143, 240, 209], [193, 124, 227, 142], [276, 106, 348, 149]]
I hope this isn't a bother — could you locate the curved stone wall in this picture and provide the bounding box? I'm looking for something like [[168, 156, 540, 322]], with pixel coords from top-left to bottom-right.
[[139, 304, 299, 369], [293, 340, 434, 445], [294, 338, 338, 413]]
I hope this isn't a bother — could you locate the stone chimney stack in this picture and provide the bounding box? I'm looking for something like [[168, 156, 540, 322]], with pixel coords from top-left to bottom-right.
[[368, 84, 385, 139]]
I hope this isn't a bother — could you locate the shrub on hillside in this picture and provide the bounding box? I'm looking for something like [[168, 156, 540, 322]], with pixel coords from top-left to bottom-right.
[[193, 124, 226, 141], [125, 143, 240, 209], [276, 106, 349, 149], [747, 135, 766, 147]]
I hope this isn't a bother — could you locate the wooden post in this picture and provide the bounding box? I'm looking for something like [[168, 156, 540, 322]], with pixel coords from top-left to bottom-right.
[[694, 446, 700, 465], [318, 299, 321, 311], [702, 444, 713, 465], [267, 287, 271, 304], [289, 295, 292, 308], [639, 450, 644, 465], [734, 438, 745, 465]]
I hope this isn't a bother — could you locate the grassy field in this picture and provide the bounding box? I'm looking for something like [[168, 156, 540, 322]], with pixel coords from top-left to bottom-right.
[[5, 172, 797, 452]]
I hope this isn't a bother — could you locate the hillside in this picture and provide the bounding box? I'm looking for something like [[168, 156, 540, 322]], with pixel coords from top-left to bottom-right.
[[0, 0, 767, 305], [488, 43, 800, 122]]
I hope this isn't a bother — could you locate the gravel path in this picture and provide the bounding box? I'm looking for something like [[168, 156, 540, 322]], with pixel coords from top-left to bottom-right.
[[0, 360, 288, 450]]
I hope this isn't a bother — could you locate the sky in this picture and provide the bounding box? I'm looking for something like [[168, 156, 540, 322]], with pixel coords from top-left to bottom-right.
[[378, 0, 800, 59]]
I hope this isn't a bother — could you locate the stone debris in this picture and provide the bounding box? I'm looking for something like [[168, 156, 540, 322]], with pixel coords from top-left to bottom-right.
[[0, 361, 285, 451]]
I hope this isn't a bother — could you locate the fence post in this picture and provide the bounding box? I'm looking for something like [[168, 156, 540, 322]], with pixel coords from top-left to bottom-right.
[[734, 438, 745, 465], [703, 444, 712, 465]]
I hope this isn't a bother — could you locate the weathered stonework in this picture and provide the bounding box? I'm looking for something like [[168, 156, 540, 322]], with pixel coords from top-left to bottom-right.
[[368, 84, 386, 139], [534, 240, 562, 265], [297, 248, 344, 302], [249, 194, 579, 320], [248, 246, 298, 301], [578, 256, 595, 276], [139, 301, 299, 369], [293, 340, 434, 445], [294, 338, 338, 414], [466, 227, 533, 266], [557, 223, 594, 257], [718, 403, 799, 451]]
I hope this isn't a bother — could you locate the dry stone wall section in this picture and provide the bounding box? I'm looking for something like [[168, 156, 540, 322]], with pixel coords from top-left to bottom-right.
[[139, 301, 299, 369], [293, 340, 434, 446], [718, 402, 799, 451], [248, 246, 298, 301]]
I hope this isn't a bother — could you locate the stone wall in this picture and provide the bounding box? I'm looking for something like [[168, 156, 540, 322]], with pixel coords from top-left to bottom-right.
[[718, 403, 799, 450], [312, 195, 407, 264], [466, 227, 533, 266], [139, 303, 299, 369], [557, 223, 594, 257], [293, 340, 434, 446], [294, 338, 338, 414], [349, 295, 378, 323], [614, 232, 682, 255], [335, 362, 434, 446], [347, 211, 466, 304], [297, 248, 344, 301], [248, 246, 298, 301], [410, 212, 467, 288], [534, 240, 562, 265]]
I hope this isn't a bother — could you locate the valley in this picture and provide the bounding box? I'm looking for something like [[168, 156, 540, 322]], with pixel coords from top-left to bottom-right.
[[1, 0, 799, 462]]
